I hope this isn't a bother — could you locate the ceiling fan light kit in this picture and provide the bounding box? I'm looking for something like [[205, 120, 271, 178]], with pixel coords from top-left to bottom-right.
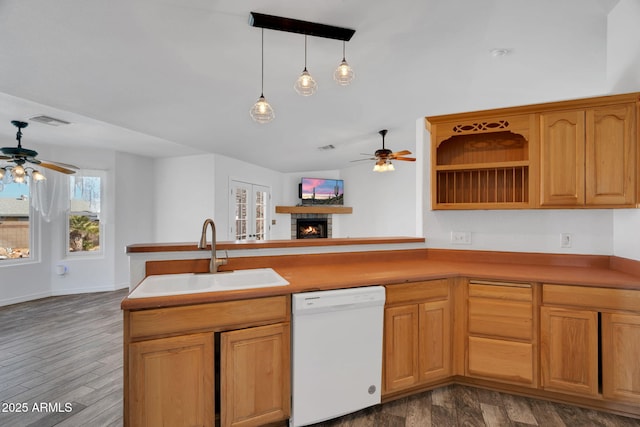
[[0, 120, 78, 187], [354, 129, 416, 173], [249, 12, 355, 120]]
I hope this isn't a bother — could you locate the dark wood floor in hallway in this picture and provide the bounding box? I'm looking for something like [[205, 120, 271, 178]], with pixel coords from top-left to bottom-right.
[[1, 289, 639, 427]]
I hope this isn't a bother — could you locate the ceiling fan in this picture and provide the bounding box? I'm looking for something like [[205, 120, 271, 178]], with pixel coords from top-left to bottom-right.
[[353, 129, 416, 172], [0, 120, 77, 183]]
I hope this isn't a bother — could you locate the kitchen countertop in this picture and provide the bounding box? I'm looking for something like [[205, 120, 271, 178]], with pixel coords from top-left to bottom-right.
[[121, 248, 640, 310]]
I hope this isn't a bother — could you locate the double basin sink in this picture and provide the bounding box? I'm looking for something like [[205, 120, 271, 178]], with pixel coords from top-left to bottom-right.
[[128, 268, 289, 299]]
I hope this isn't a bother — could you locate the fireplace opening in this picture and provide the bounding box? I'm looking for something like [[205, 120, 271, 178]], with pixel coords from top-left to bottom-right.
[[296, 218, 328, 239]]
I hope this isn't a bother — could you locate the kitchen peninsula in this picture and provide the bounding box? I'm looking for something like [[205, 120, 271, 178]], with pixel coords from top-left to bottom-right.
[[122, 238, 640, 426]]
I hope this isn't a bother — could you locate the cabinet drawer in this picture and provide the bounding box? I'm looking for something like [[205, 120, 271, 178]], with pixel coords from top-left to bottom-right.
[[468, 336, 534, 385], [129, 296, 289, 340], [386, 279, 450, 305], [469, 281, 532, 301], [468, 298, 532, 340], [543, 284, 640, 313]]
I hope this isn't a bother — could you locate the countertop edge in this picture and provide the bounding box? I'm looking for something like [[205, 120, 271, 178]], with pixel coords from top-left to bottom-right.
[[126, 237, 426, 253], [120, 251, 640, 311]]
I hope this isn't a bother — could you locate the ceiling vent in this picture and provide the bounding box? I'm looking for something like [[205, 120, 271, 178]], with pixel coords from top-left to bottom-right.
[[317, 144, 336, 151], [29, 115, 71, 126]]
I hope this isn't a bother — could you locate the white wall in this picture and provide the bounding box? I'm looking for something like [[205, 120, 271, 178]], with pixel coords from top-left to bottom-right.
[[413, 0, 640, 258], [339, 161, 418, 237], [154, 154, 216, 242], [336, 123, 420, 238], [607, 0, 640, 94], [1, 146, 151, 306], [608, 0, 640, 261], [114, 152, 155, 287]]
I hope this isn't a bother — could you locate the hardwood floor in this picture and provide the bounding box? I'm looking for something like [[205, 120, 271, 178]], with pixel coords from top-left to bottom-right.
[[0, 289, 126, 427], [1, 290, 640, 427], [313, 385, 640, 427]]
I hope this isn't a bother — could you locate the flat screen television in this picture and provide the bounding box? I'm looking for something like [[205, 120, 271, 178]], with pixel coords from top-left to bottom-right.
[[299, 177, 344, 205]]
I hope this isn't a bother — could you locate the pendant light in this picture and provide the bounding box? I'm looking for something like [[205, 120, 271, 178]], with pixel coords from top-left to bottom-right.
[[294, 35, 317, 96], [250, 28, 275, 124], [334, 41, 354, 85]]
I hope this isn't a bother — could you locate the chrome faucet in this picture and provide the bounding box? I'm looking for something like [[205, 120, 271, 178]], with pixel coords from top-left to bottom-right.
[[198, 218, 228, 273]]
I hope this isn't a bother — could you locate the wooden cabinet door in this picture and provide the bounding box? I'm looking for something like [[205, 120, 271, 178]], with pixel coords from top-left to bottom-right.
[[585, 103, 636, 206], [540, 110, 586, 206], [468, 336, 534, 385], [540, 307, 598, 396], [384, 304, 419, 393], [418, 299, 451, 382], [221, 323, 290, 427], [602, 313, 640, 404], [129, 333, 214, 427]]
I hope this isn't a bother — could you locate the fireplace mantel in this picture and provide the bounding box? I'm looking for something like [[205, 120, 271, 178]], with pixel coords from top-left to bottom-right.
[[275, 206, 353, 214]]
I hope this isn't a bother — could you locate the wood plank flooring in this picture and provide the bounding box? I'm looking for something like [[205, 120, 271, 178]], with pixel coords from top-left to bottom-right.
[[1, 289, 640, 427]]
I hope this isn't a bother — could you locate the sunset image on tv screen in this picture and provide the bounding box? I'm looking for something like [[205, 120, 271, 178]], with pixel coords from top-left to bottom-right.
[[301, 178, 344, 205]]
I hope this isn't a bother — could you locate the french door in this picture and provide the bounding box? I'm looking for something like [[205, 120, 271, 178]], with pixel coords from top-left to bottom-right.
[[230, 180, 270, 241]]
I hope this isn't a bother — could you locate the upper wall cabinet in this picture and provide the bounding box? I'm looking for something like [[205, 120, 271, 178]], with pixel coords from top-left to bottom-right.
[[426, 93, 639, 210], [427, 113, 537, 210], [540, 103, 636, 207]]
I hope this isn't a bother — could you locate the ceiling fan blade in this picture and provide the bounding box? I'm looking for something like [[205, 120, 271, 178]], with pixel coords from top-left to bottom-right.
[[40, 159, 79, 169], [0, 155, 11, 160], [38, 162, 77, 174], [350, 157, 376, 162], [392, 150, 412, 156], [394, 156, 416, 162]]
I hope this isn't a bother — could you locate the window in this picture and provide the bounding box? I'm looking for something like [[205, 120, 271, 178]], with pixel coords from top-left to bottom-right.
[[68, 171, 103, 255], [0, 179, 33, 261]]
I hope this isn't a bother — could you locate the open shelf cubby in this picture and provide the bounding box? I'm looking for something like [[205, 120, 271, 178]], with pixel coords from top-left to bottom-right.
[[434, 130, 531, 208]]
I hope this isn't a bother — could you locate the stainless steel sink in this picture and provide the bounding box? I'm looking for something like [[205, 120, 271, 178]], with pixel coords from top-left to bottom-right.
[[128, 268, 289, 299]]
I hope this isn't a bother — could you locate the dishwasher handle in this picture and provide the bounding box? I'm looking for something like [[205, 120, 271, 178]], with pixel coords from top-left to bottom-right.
[[292, 287, 386, 315]]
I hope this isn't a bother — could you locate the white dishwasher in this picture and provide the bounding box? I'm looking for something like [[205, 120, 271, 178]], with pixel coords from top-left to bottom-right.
[[290, 286, 386, 427]]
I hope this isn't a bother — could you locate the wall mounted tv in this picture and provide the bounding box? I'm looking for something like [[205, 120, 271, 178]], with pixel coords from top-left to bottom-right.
[[299, 178, 344, 205]]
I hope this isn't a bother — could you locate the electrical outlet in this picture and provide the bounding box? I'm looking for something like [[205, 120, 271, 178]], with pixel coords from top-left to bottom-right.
[[560, 233, 572, 248], [451, 231, 472, 245]]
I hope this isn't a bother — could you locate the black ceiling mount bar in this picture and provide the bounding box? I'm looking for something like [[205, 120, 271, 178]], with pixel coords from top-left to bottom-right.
[[249, 12, 355, 41]]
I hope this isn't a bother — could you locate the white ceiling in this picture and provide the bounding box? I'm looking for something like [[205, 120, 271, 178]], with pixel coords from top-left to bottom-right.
[[0, 0, 621, 172]]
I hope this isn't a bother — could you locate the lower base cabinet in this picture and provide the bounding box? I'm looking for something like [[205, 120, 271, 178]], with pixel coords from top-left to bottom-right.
[[124, 296, 290, 427], [383, 280, 452, 394], [129, 333, 215, 427], [221, 323, 290, 427], [540, 306, 599, 397], [602, 313, 640, 405], [466, 281, 537, 387]]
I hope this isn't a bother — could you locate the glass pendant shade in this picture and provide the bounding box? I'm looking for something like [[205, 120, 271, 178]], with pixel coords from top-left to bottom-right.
[[251, 28, 275, 124], [31, 169, 46, 181], [334, 41, 354, 85], [294, 36, 317, 96], [250, 95, 275, 124], [334, 59, 354, 85], [373, 161, 394, 172], [12, 164, 25, 177], [294, 68, 317, 96]]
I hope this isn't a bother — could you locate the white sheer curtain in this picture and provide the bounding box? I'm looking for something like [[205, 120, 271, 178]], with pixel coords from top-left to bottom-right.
[[31, 169, 69, 222]]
